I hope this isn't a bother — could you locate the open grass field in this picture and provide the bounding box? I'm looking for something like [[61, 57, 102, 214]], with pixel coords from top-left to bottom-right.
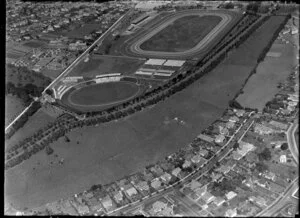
[[224, 16, 287, 66], [236, 34, 298, 111], [67, 82, 139, 106], [5, 95, 25, 128], [140, 15, 222, 52], [69, 55, 145, 77], [5, 109, 55, 152], [64, 23, 102, 39], [4, 15, 289, 210]]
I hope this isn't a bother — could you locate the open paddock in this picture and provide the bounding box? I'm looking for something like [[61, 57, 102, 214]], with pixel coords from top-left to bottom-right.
[[235, 16, 295, 110], [64, 23, 102, 39]]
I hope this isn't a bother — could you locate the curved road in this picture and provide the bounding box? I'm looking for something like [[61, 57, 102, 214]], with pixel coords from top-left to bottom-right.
[[286, 121, 299, 164]]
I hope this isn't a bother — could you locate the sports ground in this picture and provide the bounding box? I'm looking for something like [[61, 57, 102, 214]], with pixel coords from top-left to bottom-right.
[[121, 10, 240, 59], [61, 80, 142, 112]]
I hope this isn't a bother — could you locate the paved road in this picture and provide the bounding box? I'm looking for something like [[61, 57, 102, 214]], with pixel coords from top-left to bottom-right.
[[4, 10, 131, 133], [286, 121, 299, 163], [256, 177, 299, 217]]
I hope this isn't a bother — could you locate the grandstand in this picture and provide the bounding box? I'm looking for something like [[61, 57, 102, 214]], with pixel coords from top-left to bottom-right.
[[144, 59, 166, 65], [135, 71, 153, 76], [63, 76, 83, 83], [132, 14, 150, 25], [163, 60, 186, 67], [95, 73, 121, 78], [153, 72, 172, 77], [94, 76, 121, 84], [139, 68, 157, 72]]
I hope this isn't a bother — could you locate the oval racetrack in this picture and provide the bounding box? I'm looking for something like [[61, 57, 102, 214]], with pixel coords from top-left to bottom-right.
[[125, 10, 234, 59]]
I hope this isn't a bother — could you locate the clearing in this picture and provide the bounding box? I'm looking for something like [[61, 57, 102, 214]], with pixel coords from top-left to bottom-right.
[[140, 15, 222, 52]]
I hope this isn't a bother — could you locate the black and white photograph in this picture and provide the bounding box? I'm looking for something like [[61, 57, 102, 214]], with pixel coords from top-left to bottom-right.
[[4, 0, 299, 216]]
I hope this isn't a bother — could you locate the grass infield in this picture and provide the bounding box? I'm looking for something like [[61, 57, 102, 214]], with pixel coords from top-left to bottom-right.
[[67, 81, 140, 107], [140, 15, 222, 52]]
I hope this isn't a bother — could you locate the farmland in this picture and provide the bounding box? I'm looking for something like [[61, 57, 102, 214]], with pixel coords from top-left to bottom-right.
[[236, 31, 297, 110], [5, 14, 290, 210], [69, 55, 145, 77], [140, 15, 222, 52]]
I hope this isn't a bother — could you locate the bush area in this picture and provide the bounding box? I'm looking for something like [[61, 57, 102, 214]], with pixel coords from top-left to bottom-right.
[[6, 64, 52, 88], [6, 64, 51, 104]]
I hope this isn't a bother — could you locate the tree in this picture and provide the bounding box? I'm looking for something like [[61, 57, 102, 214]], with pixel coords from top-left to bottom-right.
[[45, 89, 53, 96], [255, 161, 268, 173], [223, 2, 234, 9], [258, 148, 272, 161], [45, 146, 54, 155], [280, 143, 288, 150]]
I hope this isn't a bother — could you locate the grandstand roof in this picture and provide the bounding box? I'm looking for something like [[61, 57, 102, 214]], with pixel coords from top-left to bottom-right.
[[163, 60, 185, 67], [145, 59, 166, 66]]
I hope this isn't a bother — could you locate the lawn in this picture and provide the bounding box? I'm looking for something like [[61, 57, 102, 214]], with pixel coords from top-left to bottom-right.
[[5, 94, 25, 128], [69, 55, 145, 77], [140, 15, 222, 52], [67, 82, 139, 106], [64, 23, 102, 39], [4, 16, 288, 210]]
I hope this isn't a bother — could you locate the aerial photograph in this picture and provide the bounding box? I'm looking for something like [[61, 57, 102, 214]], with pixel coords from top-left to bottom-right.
[[5, 0, 299, 216]]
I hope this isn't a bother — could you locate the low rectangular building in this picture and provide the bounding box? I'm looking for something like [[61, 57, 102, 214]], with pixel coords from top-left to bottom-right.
[[163, 60, 185, 67], [145, 59, 166, 66], [197, 134, 214, 143]]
